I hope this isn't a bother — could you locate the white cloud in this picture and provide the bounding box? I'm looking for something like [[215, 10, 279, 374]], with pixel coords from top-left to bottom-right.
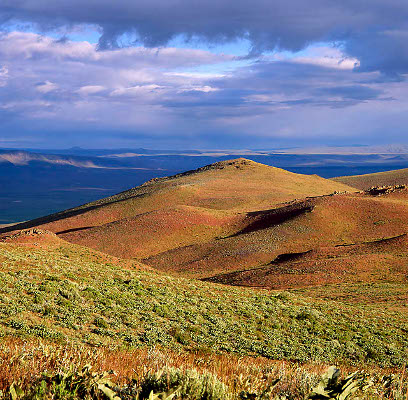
[[76, 85, 106, 95], [270, 45, 360, 70], [0, 30, 401, 147], [165, 72, 226, 79], [36, 80, 59, 93], [292, 47, 360, 70], [178, 85, 219, 93], [110, 84, 163, 98]]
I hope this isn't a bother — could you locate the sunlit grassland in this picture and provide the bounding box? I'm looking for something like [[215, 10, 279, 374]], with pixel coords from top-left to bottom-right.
[[0, 242, 407, 369]]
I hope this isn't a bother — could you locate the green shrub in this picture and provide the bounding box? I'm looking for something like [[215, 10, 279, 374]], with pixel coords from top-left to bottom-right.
[[137, 367, 230, 400]]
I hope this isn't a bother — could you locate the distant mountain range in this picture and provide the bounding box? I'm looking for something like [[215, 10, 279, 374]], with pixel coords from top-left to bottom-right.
[[14, 144, 408, 157]]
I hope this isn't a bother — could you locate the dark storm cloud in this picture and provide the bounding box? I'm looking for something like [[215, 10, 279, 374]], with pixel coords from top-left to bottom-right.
[[2, 1, 408, 77], [346, 30, 408, 79]]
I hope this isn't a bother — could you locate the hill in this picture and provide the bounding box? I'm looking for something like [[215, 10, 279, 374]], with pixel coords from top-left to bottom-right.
[[2, 158, 408, 394], [332, 167, 408, 189], [0, 233, 407, 369], [145, 189, 408, 281], [204, 232, 408, 288], [0, 158, 355, 263], [5, 158, 408, 290]]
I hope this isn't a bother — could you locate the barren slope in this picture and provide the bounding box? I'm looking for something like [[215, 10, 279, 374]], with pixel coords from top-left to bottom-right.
[[145, 190, 408, 279], [203, 233, 408, 289]]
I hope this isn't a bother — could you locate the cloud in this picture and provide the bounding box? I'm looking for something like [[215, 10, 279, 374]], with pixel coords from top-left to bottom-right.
[[0, 30, 404, 148], [312, 85, 384, 102], [286, 46, 360, 71], [35, 80, 58, 93], [2, 1, 408, 77], [346, 30, 408, 79], [0, 65, 8, 87], [76, 85, 105, 95]]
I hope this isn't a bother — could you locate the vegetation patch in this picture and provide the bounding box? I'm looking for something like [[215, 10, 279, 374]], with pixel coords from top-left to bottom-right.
[[0, 243, 407, 368]]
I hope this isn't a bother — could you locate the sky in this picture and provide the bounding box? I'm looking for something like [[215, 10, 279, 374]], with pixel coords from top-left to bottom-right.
[[0, 1, 408, 149]]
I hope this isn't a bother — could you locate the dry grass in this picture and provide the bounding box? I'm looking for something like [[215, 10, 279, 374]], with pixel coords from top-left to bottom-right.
[[1, 338, 407, 399]]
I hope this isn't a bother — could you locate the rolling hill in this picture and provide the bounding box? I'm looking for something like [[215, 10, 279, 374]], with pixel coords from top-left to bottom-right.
[[204, 232, 408, 288], [146, 190, 408, 280], [2, 157, 408, 391], [0, 229, 407, 369], [0, 158, 355, 262], [4, 157, 408, 289], [332, 167, 408, 190]]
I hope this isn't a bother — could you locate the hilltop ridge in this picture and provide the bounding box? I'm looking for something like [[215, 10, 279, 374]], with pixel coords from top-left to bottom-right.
[[0, 158, 355, 234], [0, 158, 359, 278], [142, 158, 261, 185]]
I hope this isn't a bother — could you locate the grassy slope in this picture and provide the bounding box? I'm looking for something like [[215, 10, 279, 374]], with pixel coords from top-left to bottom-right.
[[2, 161, 408, 396], [0, 159, 355, 261], [0, 236, 407, 368], [332, 167, 408, 190]]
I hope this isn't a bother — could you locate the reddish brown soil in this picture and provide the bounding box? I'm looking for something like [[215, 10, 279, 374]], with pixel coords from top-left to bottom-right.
[[0, 228, 63, 247], [144, 191, 408, 279], [203, 234, 408, 289], [0, 158, 354, 262]]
